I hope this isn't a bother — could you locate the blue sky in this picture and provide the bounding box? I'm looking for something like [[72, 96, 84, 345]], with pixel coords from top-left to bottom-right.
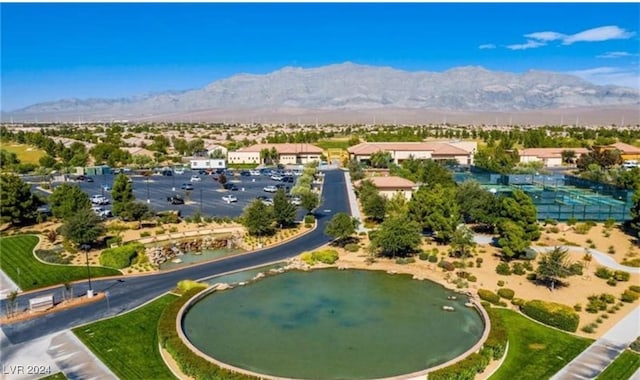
[[2, 2, 639, 111]]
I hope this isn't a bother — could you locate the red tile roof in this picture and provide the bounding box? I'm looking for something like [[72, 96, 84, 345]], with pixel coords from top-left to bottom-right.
[[347, 142, 469, 155], [239, 143, 323, 154], [366, 176, 417, 189]]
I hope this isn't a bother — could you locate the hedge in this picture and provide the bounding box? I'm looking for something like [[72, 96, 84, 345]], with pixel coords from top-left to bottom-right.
[[478, 289, 501, 305], [497, 288, 515, 300], [521, 300, 579, 332], [99, 243, 144, 269], [157, 288, 259, 380], [301, 249, 339, 265]]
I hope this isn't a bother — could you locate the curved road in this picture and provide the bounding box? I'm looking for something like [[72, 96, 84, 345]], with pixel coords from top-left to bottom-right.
[[1, 170, 350, 344]]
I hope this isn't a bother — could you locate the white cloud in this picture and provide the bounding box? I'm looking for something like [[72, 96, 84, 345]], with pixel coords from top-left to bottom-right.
[[567, 66, 640, 89], [506, 40, 546, 51], [563, 25, 635, 45], [478, 44, 496, 50], [596, 51, 633, 59], [524, 31, 565, 42]]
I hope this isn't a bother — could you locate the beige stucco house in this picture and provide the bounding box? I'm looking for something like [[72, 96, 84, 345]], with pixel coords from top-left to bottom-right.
[[347, 141, 476, 165], [363, 176, 418, 201], [227, 143, 323, 165]]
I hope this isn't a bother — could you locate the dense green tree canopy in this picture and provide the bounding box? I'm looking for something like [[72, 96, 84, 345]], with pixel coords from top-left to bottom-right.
[[536, 247, 573, 291], [48, 183, 92, 220], [325, 212, 359, 242], [497, 220, 528, 259], [111, 173, 135, 216], [371, 216, 422, 258], [273, 188, 297, 227], [119, 202, 154, 223], [370, 150, 393, 168], [0, 174, 40, 225], [300, 190, 320, 215], [450, 225, 476, 258], [362, 192, 387, 223], [241, 200, 274, 236], [499, 189, 540, 242], [408, 184, 460, 243], [60, 208, 105, 247], [456, 181, 500, 225]]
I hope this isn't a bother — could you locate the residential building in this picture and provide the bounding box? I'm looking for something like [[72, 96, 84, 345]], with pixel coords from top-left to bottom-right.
[[121, 147, 155, 158], [347, 141, 476, 165], [227, 143, 323, 165], [518, 148, 589, 167], [602, 142, 640, 161], [357, 176, 417, 200]]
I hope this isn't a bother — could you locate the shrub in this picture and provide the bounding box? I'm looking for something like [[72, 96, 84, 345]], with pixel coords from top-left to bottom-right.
[[511, 298, 526, 307], [604, 218, 616, 229], [511, 262, 526, 275], [62, 239, 78, 254], [549, 226, 560, 234], [395, 257, 415, 265], [497, 288, 515, 300], [600, 293, 616, 304], [630, 337, 640, 352], [35, 249, 71, 264], [573, 303, 582, 312], [453, 261, 465, 269], [304, 214, 315, 225], [621, 289, 640, 303], [497, 280, 505, 287], [614, 271, 630, 282], [344, 243, 360, 253], [526, 273, 537, 281], [438, 260, 455, 272], [428, 255, 438, 263], [428, 351, 490, 380], [629, 285, 640, 293], [569, 263, 584, 276], [575, 223, 592, 234], [176, 280, 207, 293], [606, 278, 618, 287], [418, 252, 429, 261], [99, 243, 144, 269], [478, 289, 501, 305], [140, 231, 151, 238], [581, 323, 596, 334], [467, 275, 477, 282], [302, 249, 340, 265], [586, 295, 608, 313], [566, 217, 577, 226], [595, 267, 612, 279], [607, 246, 616, 255], [521, 300, 580, 332], [495, 262, 511, 276]]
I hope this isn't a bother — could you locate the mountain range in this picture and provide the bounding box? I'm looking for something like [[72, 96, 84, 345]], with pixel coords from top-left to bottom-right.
[[3, 62, 639, 124]]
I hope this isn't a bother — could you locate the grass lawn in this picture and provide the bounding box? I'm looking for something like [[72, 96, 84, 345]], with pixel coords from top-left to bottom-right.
[[597, 350, 640, 380], [0, 141, 46, 164], [315, 139, 351, 150], [73, 294, 178, 380], [227, 163, 259, 169], [0, 235, 121, 291], [489, 308, 593, 380]]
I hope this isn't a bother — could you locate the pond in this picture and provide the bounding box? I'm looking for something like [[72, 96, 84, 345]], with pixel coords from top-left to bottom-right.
[[182, 269, 485, 379], [158, 247, 245, 270]]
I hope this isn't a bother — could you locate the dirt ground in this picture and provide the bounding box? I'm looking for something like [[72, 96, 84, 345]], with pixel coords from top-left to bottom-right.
[[326, 222, 640, 340]]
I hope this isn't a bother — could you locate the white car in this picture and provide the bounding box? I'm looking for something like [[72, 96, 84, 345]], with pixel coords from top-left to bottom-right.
[[91, 206, 112, 218], [270, 174, 284, 181], [90, 195, 109, 205], [222, 194, 238, 203], [249, 169, 261, 176], [190, 175, 202, 182], [290, 197, 302, 206], [174, 168, 185, 175], [263, 185, 278, 193]]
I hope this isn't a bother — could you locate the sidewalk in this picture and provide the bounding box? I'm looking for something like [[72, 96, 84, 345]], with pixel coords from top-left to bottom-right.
[[343, 171, 367, 233], [550, 306, 640, 380], [0, 329, 116, 380]]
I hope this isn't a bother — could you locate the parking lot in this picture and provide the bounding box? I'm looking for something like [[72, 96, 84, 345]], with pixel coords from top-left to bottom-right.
[[48, 169, 311, 219]]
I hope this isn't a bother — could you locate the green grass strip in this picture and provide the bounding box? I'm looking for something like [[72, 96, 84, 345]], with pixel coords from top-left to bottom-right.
[[489, 308, 593, 380], [73, 294, 178, 380], [597, 350, 640, 380], [0, 235, 121, 291]]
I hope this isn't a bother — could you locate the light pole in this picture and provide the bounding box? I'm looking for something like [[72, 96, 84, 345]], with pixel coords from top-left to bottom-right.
[[200, 189, 203, 213], [146, 176, 151, 204], [81, 244, 93, 297]]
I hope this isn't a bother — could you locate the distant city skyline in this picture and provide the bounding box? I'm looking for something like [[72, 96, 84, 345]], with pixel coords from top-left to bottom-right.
[[2, 2, 639, 112]]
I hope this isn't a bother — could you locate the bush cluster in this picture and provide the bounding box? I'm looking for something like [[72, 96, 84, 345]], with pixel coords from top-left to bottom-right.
[[478, 289, 501, 305], [521, 300, 579, 332], [438, 260, 455, 272], [586, 294, 615, 313], [301, 249, 339, 265], [177, 280, 207, 294], [497, 288, 515, 300], [621, 288, 640, 303], [99, 243, 144, 269], [158, 289, 258, 380], [495, 262, 511, 276], [343, 243, 360, 253]]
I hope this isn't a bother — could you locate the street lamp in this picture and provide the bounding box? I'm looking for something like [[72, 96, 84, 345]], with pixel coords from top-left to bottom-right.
[[146, 176, 151, 204], [81, 244, 93, 297]]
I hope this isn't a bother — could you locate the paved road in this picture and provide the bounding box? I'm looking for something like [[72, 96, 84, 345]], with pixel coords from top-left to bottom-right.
[[532, 246, 640, 274], [550, 306, 640, 380], [1, 169, 349, 345]]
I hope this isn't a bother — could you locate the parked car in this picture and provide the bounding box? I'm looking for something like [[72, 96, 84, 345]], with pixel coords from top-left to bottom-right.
[[101, 184, 112, 192], [249, 169, 261, 176], [85, 176, 94, 182], [162, 170, 173, 176], [181, 183, 194, 190], [37, 205, 52, 216], [263, 185, 278, 193], [282, 176, 294, 183], [289, 196, 302, 206], [91, 206, 113, 218], [271, 174, 284, 181], [90, 195, 109, 205], [174, 168, 185, 175], [190, 175, 202, 182], [222, 194, 238, 203], [240, 171, 251, 177], [75, 175, 87, 181], [224, 183, 239, 191], [257, 195, 274, 206], [167, 195, 185, 205]]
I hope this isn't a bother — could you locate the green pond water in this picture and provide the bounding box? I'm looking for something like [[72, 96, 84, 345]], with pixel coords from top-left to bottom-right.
[[159, 248, 245, 270], [182, 269, 485, 379]]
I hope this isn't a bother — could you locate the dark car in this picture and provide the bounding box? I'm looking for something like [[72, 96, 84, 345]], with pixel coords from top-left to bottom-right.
[[167, 195, 185, 205], [85, 176, 94, 182], [181, 183, 194, 190], [162, 170, 173, 176], [282, 176, 294, 183], [224, 183, 239, 191], [240, 171, 251, 177], [75, 175, 86, 181]]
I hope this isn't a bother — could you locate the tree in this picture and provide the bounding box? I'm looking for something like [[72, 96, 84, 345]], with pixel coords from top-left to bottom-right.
[[370, 150, 393, 168], [631, 187, 640, 239], [300, 190, 319, 215], [0, 174, 40, 225], [499, 190, 540, 242], [347, 159, 364, 181], [60, 208, 105, 247], [39, 155, 57, 168], [363, 192, 387, 222], [456, 181, 500, 225], [450, 225, 476, 258], [408, 184, 460, 243], [241, 200, 274, 236], [218, 173, 227, 187], [561, 150, 576, 164], [536, 247, 573, 291], [273, 188, 297, 227], [371, 216, 422, 257], [210, 149, 226, 159], [386, 192, 408, 218], [325, 212, 359, 242], [119, 202, 154, 224], [497, 220, 528, 259], [48, 183, 92, 220], [111, 173, 134, 216]]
